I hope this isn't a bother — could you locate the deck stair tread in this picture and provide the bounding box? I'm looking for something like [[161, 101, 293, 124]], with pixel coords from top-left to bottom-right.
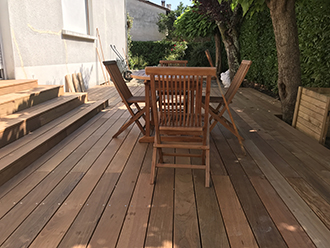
[[0, 93, 87, 148], [0, 85, 64, 117], [0, 98, 108, 185], [0, 79, 38, 96]]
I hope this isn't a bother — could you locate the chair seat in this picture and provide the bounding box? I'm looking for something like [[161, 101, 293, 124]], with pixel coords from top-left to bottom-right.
[[127, 95, 146, 103], [202, 95, 223, 103]]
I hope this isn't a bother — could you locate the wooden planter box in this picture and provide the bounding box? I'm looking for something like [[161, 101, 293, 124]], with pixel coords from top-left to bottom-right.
[[292, 86, 330, 144]]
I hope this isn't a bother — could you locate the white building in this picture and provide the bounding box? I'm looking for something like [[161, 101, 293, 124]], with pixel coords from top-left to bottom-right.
[[127, 0, 170, 41], [0, 0, 127, 89]]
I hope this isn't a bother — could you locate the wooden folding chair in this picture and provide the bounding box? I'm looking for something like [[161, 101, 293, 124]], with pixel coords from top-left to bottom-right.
[[202, 60, 252, 151], [103, 60, 146, 138], [159, 60, 188, 67], [205, 49, 214, 67], [145, 66, 216, 187]]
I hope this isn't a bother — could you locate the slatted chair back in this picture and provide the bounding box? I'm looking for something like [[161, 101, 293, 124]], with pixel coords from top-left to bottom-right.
[[147, 67, 213, 131], [103, 60, 146, 138], [224, 60, 252, 104], [145, 66, 216, 187], [103, 60, 133, 105], [159, 60, 188, 67]]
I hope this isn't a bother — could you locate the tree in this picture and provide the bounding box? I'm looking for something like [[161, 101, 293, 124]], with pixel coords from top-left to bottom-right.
[[237, 0, 301, 124], [174, 6, 222, 77], [196, 0, 244, 80], [157, 3, 186, 40], [266, 0, 301, 124]]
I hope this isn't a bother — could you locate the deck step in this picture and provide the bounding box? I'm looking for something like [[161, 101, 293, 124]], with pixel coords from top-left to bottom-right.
[[0, 99, 108, 186], [0, 85, 64, 117], [0, 93, 87, 148], [0, 79, 38, 96]]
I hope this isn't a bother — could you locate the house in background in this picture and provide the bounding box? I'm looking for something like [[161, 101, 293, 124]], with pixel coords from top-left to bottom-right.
[[0, 0, 127, 89], [127, 0, 170, 41]]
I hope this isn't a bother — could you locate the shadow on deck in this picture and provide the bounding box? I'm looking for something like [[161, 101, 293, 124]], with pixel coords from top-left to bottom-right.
[[0, 84, 329, 248]]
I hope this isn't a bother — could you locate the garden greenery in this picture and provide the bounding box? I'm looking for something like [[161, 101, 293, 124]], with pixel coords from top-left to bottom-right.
[[129, 0, 330, 91]]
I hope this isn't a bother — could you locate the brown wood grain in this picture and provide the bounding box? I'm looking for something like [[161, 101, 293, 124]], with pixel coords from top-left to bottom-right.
[[212, 175, 259, 248]]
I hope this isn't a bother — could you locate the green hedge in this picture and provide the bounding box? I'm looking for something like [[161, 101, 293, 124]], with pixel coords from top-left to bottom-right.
[[130, 38, 227, 70], [130, 40, 188, 69], [240, 0, 330, 92], [296, 1, 330, 87], [240, 9, 278, 93], [130, 0, 330, 91]]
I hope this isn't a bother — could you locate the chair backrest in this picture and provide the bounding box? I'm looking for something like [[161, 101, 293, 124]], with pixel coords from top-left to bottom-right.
[[224, 60, 252, 103], [103, 60, 133, 103], [205, 50, 214, 67], [159, 60, 188, 67], [145, 67, 216, 130]]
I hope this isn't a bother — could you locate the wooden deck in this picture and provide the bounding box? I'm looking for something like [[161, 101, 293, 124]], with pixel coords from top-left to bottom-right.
[[0, 84, 329, 248]]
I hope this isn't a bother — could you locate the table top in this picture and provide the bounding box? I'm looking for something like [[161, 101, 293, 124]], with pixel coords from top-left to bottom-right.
[[131, 69, 149, 81]]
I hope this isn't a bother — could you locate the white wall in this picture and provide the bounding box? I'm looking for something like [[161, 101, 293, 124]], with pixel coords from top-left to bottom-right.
[[0, 0, 127, 89], [127, 0, 166, 41]]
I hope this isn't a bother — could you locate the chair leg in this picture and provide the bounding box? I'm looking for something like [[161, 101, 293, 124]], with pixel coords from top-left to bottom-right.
[[202, 150, 206, 165], [205, 148, 210, 187], [150, 146, 157, 185], [113, 109, 146, 138], [158, 147, 164, 163]]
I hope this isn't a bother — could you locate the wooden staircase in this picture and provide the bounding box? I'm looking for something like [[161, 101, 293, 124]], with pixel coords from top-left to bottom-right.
[[0, 80, 108, 186]]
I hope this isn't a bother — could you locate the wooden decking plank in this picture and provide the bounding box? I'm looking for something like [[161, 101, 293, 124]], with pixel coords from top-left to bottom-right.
[[212, 175, 259, 248], [213, 125, 288, 248], [193, 168, 230, 248], [0, 108, 110, 198], [0, 98, 126, 199], [0, 109, 132, 245], [61, 126, 144, 248], [174, 151, 201, 248], [244, 139, 330, 248], [250, 176, 316, 248], [231, 99, 330, 203], [1, 172, 84, 248], [0, 100, 107, 170], [116, 144, 155, 248], [0, 108, 128, 219], [236, 88, 330, 166], [288, 177, 330, 230], [0, 84, 138, 161], [0, 93, 85, 130], [145, 150, 175, 248], [224, 136, 316, 248], [28, 116, 135, 248], [209, 137, 228, 176]]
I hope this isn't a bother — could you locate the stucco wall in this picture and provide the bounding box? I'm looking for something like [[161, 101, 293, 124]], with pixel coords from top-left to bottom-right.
[[0, 0, 127, 89], [127, 0, 166, 41]]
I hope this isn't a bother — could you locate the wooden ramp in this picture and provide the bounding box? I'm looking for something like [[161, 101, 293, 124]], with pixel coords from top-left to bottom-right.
[[0, 84, 329, 248]]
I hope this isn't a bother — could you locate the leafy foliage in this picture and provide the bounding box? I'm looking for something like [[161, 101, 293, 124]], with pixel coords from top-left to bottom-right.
[[238, 0, 330, 91], [130, 40, 188, 69], [296, 0, 330, 87], [157, 2, 187, 40], [126, 13, 133, 59], [239, 9, 278, 93], [174, 6, 217, 41]]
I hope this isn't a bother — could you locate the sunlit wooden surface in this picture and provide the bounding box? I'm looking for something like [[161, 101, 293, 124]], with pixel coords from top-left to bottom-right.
[[0, 83, 329, 248]]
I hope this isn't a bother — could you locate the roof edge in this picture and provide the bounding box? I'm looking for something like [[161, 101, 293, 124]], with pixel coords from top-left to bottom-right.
[[138, 0, 170, 11]]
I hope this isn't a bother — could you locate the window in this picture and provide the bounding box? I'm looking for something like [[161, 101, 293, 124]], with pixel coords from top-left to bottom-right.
[[62, 0, 90, 35]]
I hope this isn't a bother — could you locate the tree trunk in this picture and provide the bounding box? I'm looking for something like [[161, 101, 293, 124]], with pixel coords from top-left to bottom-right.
[[217, 21, 240, 80], [267, 0, 301, 124], [214, 30, 222, 78]]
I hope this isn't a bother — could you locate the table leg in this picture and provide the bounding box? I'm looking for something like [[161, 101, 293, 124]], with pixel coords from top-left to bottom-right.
[[139, 80, 154, 143]]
